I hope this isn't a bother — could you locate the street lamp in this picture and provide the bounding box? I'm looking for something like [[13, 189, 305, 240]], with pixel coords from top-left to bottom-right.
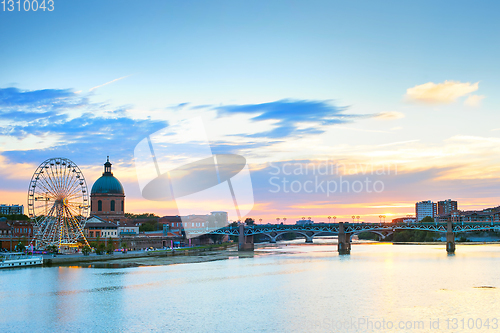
[[382, 215, 386, 223], [328, 216, 331, 223], [379, 215, 383, 223], [276, 218, 280, 224], [259, 218, 262, 224], [283, 218, 287, 223], [333, 216, 337, 223], [352, 215, 355, 223], [356, 216, 360, 223], [302, 216, 305, 221]]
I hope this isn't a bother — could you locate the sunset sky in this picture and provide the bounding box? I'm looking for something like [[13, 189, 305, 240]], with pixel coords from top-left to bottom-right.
[[1, 1, 500, 222]]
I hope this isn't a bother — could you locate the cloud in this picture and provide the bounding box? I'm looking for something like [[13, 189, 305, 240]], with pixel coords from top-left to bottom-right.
[[0, 87, 167, 166], [89, 75, 130, 92], [374, 111, 405, 119], [0, 87, 83, 109], [464, 94, 485, 107], [216, 99, 365, 139], [405, 80, 479, 104]]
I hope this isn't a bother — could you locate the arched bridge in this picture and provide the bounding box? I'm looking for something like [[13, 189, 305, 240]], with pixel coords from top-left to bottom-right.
[[202, 221, 500, 255]]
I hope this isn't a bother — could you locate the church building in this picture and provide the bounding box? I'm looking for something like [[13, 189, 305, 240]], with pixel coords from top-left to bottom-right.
[[90, 157, 126, 223]]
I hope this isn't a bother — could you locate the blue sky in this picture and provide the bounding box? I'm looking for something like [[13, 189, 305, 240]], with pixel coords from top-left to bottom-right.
[[1, 1, 500, 221]]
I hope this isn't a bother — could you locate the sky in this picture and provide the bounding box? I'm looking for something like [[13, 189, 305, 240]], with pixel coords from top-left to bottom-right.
[[1, 0, 500, 222]]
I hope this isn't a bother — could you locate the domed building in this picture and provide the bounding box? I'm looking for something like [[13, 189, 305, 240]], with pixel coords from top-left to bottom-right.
[[90, 157, 126, 223]]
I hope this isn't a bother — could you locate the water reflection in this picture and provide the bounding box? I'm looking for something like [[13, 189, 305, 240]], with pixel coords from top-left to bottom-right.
[[1, 244, 500, 332]]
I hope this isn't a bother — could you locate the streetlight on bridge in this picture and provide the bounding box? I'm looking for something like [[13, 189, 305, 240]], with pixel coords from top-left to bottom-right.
[[356, 216, 360, 223], [276, 218, 280, 224], [333, 216, 337, 223], [328, 216, 331, 223], [283, 218, 287, 223], [352, 215, 355, 223], [259, 218, 262, 224]]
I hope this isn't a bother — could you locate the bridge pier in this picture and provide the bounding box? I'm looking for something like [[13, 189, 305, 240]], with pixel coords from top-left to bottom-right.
[[305, 236, 313, 243], [338, 222, 351, 255], [238, 224, 254, 251], [446, 220, 455, 254], [269, 236, 277, 243]]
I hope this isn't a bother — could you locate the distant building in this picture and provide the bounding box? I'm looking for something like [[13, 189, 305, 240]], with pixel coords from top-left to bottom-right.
[[159, 212, 229, 237], [415, 200, 437, 222], [438, 199, 458, 215], [296, 219, 314, 225], [84, 215, 118, 239], [117, 221, 139, 236], [392, 217, 416, 224], [0, 204, 24, 215], [90, 157, 126, 224], [159, 216, 183, 237]]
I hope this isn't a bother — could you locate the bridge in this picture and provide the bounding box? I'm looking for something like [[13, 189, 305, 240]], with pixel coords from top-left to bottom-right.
[[204, 221, 500, 254]]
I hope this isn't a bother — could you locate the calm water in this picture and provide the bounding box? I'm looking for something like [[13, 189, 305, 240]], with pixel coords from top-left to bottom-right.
[[1, 243, 500, 332]]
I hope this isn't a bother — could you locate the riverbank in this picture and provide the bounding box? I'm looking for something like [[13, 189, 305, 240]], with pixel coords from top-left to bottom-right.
[[44, 243, 236, 267]]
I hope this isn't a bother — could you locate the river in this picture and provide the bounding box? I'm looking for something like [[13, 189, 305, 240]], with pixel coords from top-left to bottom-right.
[[1, 242, 500, 332]]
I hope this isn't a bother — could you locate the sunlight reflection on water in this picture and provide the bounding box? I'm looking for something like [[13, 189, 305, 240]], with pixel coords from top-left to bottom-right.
[[1, 243, 500, 332]]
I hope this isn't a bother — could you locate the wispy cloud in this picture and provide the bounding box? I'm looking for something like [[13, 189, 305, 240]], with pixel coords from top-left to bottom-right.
[[89, 75, 130, 92], [216, 99, 366, 139], [464, 94, 485, 107], [374, 111, 405, 119], [405, 80, 480, 104]]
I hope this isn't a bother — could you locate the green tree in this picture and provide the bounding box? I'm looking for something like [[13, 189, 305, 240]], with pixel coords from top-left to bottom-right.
[[139, 220, 159, 232], [420, 216, 434, 222], [358, 231, 379, 240], [245, 218, 255, 225], [46, 245, 58, 254], [82, 245, 91, 256], [106, 238, 115, 254], [0, 214, 30, 220], [96, 243, 106, 255], [16, 242, 26, 252]]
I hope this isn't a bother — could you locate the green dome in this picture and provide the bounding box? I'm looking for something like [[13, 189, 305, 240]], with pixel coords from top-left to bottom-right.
[[91, 175, 124, 195], [91, 157, 124, 195]]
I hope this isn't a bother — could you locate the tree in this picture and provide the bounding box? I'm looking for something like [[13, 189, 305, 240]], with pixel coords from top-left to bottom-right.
[[46, 245, 58, 254], [139, 222, 156, 232], [15, 242, 26, 252], [229, 221, 238, 228], [82, 245, 91, 256], [96, 243, 106, 255], [245, 218, 255, 225], [420, 216, 434, 222], [106, 238, 115, 254]]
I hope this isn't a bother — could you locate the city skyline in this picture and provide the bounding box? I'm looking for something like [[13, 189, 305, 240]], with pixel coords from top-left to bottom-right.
[[2, 1, 500, 221]]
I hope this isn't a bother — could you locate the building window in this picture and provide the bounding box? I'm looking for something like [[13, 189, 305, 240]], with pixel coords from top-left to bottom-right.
[[121, 200, 124, 212], [98, 200, 102, 211], [111, 200, 115, 212]]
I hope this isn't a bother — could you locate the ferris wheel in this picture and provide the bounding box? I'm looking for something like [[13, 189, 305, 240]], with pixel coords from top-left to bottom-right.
[[28, 157, 90, 249]]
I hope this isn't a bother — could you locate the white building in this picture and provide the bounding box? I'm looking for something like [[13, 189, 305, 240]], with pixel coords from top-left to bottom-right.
[[117, 221, 139, 236], [415, 200, 437, 222], [0, 204, 24, 215]]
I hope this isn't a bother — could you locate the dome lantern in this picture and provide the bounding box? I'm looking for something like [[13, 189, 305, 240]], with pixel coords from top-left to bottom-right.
[[91, 157, 124, 195]]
